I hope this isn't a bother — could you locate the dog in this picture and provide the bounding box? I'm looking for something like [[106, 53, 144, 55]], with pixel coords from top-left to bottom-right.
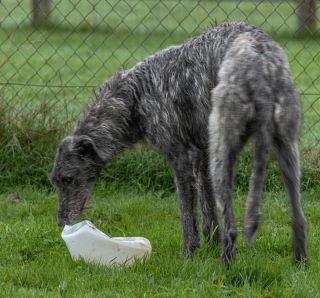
[[51, 22, 307, 262], [208, 32, 307, 262]]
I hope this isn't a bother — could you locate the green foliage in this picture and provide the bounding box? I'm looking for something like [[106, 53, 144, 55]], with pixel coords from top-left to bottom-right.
[[1, 90, 319, 193], [99, 145, 175, 195], [0, 94, 70, 190]]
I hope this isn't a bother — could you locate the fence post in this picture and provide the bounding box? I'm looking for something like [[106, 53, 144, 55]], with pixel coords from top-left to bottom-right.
[[296, 0, 317, 34], [31, 0, 51, 26]]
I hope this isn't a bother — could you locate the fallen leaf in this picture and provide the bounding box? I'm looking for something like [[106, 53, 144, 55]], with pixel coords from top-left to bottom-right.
[[7, 193, 21, 202], [212, 278, 224, 286]]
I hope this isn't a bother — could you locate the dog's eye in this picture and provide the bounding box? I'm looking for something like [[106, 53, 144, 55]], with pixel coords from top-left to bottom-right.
[[61, 176, 73, 184], [88, 176, 96, 182]]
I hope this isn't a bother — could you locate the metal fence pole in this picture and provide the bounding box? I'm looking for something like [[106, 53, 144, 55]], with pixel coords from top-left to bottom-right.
[[296, 0, 317, 33], [31, 0, 51, 26]]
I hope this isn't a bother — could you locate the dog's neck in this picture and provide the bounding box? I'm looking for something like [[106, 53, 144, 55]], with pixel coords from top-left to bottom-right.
[[73, 72, 142, 162]]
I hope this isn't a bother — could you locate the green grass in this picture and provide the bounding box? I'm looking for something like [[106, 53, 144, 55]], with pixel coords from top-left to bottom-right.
[[0, 1, 320, 296], [1, 186, 320, 297]]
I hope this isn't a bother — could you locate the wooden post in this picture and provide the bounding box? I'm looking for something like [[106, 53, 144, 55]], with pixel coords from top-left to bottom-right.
[[296, 0, 317, 34], [32, 0, 51, 26]]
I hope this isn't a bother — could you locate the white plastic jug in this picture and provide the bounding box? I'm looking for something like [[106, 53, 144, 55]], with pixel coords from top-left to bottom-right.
[[61, 220, 152, 266]]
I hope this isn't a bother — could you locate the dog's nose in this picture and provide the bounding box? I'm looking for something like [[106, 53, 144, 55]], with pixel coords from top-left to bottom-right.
[[57, 217, 66, 227]]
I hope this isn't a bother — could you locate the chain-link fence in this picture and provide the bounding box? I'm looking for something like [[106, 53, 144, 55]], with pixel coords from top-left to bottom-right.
[[1, 0, 320, 149]]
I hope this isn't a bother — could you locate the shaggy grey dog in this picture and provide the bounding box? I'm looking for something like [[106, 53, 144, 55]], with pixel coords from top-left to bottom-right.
[[51, 22, 307, 263]]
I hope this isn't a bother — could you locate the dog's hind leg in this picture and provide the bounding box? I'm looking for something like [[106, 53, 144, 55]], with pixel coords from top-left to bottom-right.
[[272, 90, 307, 262], [209, 140, 242, 263], [274, 139, 307, 262], [244, 128, 270, 245], [274, 130, 307, 262], [199, 151, 220, 246], [209, 83, 254, 263]]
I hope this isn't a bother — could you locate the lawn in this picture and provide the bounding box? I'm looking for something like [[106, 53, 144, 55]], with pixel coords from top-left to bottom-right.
[[1, 186, 320, 297], [1, 0, 320, 297]]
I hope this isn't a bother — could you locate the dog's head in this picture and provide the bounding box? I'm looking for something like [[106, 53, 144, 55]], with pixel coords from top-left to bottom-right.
[[50, 135, 105, 226]]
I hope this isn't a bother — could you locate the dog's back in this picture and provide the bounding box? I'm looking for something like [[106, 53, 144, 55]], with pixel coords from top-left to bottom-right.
[[210, 30, 300, 141], [129, 22, 272, 151]]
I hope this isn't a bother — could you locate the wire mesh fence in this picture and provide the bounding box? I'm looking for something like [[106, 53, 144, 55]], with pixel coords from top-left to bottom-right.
[[1, 0, 320, 149]]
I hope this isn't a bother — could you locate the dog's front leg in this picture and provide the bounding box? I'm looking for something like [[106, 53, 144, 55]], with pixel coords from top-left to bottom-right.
[[171, 152, 200, 256]]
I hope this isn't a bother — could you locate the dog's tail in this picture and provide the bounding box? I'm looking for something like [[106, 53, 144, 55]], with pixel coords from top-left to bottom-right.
[[227, 32, 300, 245], [243, 85, 273, 245]]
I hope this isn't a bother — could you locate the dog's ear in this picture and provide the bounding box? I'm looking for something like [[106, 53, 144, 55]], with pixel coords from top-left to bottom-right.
[[73, 135, 105, 162]]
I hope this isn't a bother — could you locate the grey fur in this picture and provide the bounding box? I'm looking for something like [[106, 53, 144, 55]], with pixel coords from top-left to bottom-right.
[[51, 22, 307, 262], [208, 32, 307, 263]]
